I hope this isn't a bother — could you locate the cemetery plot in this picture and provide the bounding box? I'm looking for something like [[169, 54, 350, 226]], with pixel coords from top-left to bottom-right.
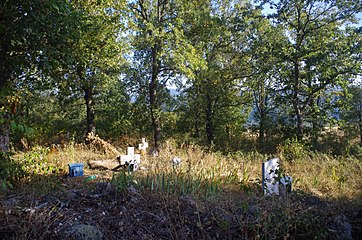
[[262, 158, 280, 195], [262, 158, 292, 196], [139, 138, 149, 153], [89, 138, 147, 171], [114, 147, 141, 171]]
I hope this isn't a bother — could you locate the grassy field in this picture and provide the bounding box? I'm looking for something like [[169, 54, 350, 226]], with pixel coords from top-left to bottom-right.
[[0, 139, 361, 239]]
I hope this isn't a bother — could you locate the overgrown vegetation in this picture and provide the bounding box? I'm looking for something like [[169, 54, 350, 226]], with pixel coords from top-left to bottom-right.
[[1, 141, 361, 239], [1, 0, 362, 239]]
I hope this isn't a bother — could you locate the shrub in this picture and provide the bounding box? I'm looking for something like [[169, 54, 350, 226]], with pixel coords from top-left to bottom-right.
[[0, 147, 63, 192], [347, 144, 362, 159], [0, 151, 28, 190], [277, 138, 310, 162]]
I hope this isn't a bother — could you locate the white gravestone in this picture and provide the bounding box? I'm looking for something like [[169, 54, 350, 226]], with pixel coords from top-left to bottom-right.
[[171, 157, 181, 166], [262, 158, 280, 195], [262, 158, 293, 196], [138, 138, 149, 152], [120, 147, 141, 171]]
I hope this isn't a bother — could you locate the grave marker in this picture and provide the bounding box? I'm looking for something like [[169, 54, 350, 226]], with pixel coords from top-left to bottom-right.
[[262, 158, 279, 195], [138, 138, 149, 153], [262, 158, 293, 196], [171, 157, 181, 166], [119, 147, 140, 171], [280, 175, 293, 196]]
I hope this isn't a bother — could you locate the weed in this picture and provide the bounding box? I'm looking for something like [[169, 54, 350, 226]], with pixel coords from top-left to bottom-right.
[[111, 170, 135, 193]]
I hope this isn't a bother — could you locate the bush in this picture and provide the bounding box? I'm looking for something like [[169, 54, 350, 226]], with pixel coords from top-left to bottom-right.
[[277, 138, 310, 162], [0, 147, 62, 192], [0, 152, 24, 190], [347, 144, 362, 159]]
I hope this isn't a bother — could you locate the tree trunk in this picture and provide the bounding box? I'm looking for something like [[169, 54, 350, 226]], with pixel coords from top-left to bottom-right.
[[256, 81, 267, 150], [150, 107, 161, 150], [149, 82, 161, 150], [205, 92, 214, 145], [149, 42, 161, 150], [311, 120, 318, 149], [359, 112, 362, 145], [83, 87, 96, 136], [259, 110, 265, 148], [293, 61, 303, 141], [0, 122, 10, 153], [194, 122, 200, 138], [258, 87, 266, 148], [0, 53, 10, 153], [295, 108, 304, 141]]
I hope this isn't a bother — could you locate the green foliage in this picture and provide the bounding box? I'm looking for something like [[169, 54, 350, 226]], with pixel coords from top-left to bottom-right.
[[0, 152, 17, 191], [278, 138, 310, 162], [126, 0, 207, 148], [94, 80, 132, 139], [19, 147, 56, 176], [1, 0, 361, 154], [340, 85, 362, 145], [178, 1, 256, 147], [261, 0, 362, 141], [347, 144, 362, 159], [10, 120, 35, 148], [111, 171, 136, 193], [0, 147, 63, 192]]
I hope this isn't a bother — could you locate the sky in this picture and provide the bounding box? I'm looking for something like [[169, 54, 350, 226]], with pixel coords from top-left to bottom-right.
[[260, 2, 362, 27]]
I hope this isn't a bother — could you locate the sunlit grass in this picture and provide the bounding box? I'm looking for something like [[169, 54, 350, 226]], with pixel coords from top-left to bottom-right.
[[2, 139, 361, 239], [7, 138, 361, 202]]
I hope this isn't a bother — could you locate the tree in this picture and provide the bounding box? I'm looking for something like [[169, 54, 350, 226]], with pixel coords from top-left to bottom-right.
[[0, 0, 79, 152], [341, 84, 362, 145], [247, 15, 287, 148], [61, 0, 127, 137], [127, 0, 202, 150], [95, 79, 132, 140], [178, 0, 258, 148], [263, 0, 362, 140]]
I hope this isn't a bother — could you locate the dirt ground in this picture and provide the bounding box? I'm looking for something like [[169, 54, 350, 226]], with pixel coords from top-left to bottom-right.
[[1, 174, 361, 240]]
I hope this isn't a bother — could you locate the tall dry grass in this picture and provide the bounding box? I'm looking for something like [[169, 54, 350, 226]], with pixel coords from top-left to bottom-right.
[[7, 138, 361, 201], [2, 139, 361, 239]]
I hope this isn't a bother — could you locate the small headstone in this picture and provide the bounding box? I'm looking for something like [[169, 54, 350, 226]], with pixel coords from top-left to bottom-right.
[[171, 157, 181, 166], [138, 138, 149, 152], [262, 158, 293, 196], [127, 147, 134, 155], [119, 147, 141, 171], [150, 149, 159, 157], [262, 158, 279, 195]]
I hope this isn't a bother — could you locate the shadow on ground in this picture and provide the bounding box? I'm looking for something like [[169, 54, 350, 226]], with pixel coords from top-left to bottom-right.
[[0, 170, 361, 240]]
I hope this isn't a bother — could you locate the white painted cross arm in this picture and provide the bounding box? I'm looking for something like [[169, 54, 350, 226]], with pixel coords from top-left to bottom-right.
[[115, 147, 141, 171], [138, 138, 149, 151]]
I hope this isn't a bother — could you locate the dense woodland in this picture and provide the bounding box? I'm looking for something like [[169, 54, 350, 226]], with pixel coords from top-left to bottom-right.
[[1, 1, 362, 239], [1, 0, 361, 154]]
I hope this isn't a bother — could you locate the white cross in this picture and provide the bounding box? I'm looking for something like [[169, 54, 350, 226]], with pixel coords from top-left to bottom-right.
[[120, 147, 141, 170], [138, 138, 149, 151]]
